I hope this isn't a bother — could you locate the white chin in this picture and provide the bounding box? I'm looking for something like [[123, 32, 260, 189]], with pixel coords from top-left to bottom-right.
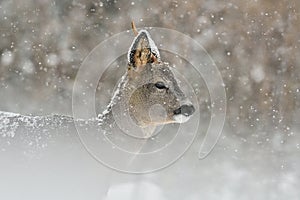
[[173, 114, 190, 123]]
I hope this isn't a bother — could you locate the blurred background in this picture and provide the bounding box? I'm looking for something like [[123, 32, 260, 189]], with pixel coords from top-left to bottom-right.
[[0, 0, 300, 199]]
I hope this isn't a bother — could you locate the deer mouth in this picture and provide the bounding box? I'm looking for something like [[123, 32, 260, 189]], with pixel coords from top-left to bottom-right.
[[173, 104, 195, 123]]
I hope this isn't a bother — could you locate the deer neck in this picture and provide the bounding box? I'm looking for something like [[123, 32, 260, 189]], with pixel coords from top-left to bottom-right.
[[97, 73, 131, 129]]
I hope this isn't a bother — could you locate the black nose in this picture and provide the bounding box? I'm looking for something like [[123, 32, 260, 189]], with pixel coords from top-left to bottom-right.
[[173, 104, 195, 116]]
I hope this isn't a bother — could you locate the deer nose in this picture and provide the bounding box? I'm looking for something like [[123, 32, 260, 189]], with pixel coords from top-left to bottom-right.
[[173, 104, 195, 117]]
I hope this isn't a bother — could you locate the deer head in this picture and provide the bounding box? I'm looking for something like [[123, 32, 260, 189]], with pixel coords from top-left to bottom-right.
[[100, 23, 195, 137], [121, 25, 195, 130]]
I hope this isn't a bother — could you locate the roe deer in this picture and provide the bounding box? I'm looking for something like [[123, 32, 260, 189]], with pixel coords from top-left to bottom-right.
[[98, 22, 195, 137], [0, 22, 195, 140]]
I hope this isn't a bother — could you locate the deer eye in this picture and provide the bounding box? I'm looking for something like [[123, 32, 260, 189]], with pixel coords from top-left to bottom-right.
[[154, 81, 167, 89]]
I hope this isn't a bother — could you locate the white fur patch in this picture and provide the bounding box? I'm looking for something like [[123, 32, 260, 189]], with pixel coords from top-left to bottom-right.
[[173, 114, 190, 123]]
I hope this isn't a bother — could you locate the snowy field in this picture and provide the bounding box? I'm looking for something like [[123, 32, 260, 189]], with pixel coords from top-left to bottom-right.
[[1, 111, 299, 200], [1, 0, 300, 200]]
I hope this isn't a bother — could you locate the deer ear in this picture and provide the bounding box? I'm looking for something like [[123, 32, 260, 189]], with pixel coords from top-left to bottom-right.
[[127, 30, 160, 70]]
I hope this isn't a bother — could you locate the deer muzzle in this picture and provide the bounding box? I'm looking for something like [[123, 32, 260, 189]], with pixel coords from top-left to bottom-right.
[[173, 104, 195, 123]]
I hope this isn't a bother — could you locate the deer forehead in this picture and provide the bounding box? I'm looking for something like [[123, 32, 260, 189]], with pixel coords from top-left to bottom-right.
[[133, 63, 175, 82], [129, 64, 185, 97]]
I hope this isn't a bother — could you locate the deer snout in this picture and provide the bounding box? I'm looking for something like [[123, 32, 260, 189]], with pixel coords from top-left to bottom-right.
[[173, 104, 195, 123], [173, 104, 195, 116]]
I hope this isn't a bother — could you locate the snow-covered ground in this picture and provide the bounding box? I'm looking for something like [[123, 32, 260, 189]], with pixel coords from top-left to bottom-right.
[[0, 0, 300, 199], [0, 110, 299, 200]]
